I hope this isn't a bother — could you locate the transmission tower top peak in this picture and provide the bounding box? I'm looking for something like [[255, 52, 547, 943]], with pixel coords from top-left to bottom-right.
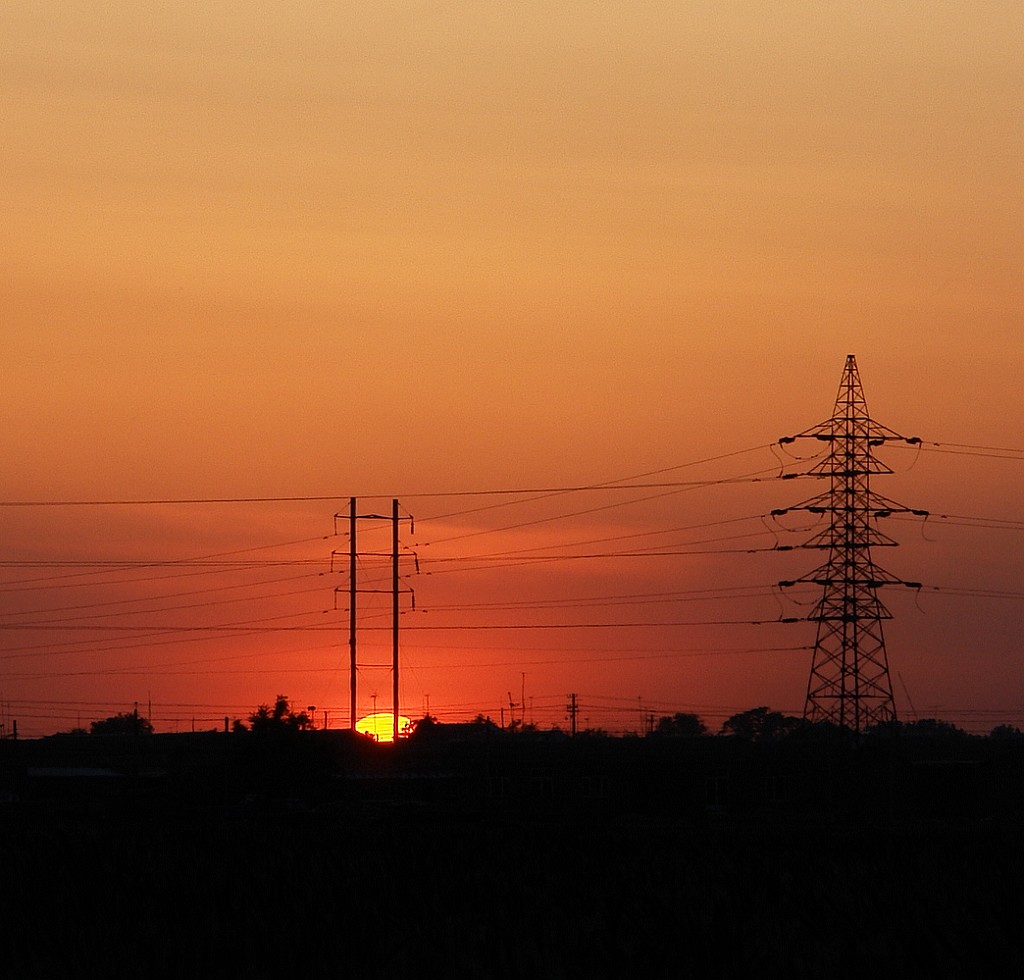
[[779, 355, 921, 450], [833, 353, 867, 417]]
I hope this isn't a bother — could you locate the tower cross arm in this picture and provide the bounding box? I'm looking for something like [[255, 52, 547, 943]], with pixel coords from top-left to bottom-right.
[[866, 492, 930, 519], [778, 423, 921, 446]]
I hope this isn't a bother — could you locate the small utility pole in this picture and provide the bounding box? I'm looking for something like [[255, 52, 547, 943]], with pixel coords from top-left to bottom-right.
[[566, 693, 579, 737], [349, 496, 357, 731], [392, 498, 400, 742]]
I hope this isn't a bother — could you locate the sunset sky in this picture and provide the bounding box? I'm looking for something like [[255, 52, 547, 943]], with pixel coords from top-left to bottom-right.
[[3, 1, 1022, 735]]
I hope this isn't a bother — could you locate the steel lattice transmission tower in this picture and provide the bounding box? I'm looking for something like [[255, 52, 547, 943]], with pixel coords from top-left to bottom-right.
[[775, 355, 927, 733]]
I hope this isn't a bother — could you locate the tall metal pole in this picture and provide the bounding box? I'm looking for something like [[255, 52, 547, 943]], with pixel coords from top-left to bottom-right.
[[776, 355, 925, 733], [349, 496, 357, 731], [392, 498, 400, 742]]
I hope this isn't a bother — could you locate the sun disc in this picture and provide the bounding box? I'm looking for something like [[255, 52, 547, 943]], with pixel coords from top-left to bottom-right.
[[355, 712, 411, 742]]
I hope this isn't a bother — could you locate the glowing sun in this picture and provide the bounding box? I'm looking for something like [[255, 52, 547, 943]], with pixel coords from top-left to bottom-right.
[[355, 712, 412, 742]]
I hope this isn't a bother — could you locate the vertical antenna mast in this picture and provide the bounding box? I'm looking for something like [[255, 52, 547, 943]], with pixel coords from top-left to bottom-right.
[[775, 355, 925, 733]]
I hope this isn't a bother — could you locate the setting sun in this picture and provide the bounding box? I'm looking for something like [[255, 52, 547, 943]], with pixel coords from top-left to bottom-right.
[[355, 713, 412, 743]]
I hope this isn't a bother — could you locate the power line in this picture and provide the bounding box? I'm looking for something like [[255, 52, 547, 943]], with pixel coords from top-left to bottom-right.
[[0, 571, 321, 617], [891, 441, 1024, 461], [366, 619, 792, 631], [417, 471, 778, 547], [420, 444, 774, 522], [422, 515, 775, 562], [0, 617, 786, 634], [0, 446, 777, 508], [0, 645, 815, 680], [3, 442, 1020, 511], [2, 583, 329, 626]]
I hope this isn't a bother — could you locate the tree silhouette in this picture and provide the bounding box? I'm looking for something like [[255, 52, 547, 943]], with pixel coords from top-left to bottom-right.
[[897, 717, 968, 739], [238, 695, 315, 733], [990, 724, 1023, 740], [90, 710, 154, 735], [652, 712, 707, 738], [409, 713, 439, 737], [720, 706, 800, 742]]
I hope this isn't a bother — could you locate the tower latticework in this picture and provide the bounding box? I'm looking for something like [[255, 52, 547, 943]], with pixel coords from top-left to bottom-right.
[[775, 355, 926, 733]]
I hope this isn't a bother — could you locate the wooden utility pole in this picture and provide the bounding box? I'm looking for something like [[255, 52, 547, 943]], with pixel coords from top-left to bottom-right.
[[392, 498, 400, 742], [349, 496, 357, 731]]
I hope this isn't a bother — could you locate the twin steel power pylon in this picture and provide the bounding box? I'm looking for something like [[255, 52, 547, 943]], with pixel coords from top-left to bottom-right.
[[775, 355, 926, 733]]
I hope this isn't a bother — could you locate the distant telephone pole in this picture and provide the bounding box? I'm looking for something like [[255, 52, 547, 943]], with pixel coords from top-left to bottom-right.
[[392, 498, 400, 741], [349, 497, 357, 730], [566, 693, 579, 737]]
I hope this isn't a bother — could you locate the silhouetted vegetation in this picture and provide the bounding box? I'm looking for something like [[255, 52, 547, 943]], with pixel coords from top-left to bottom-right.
[[720, 705, 801, 741], [898, 717, 970, 738], [233, 695, 315, 733], [409, 713, 439, 736], [89, 709, 153, 736], [651, 711, 707, 738], [991, 724, 1024, 740]]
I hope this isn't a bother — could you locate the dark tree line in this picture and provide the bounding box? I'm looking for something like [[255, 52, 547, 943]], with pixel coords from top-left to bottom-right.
[[78, 701, 1021, 741], [89, 710, 153, 736]]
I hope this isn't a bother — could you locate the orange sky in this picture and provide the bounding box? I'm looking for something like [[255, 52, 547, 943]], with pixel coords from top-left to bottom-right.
[[3, 2, 1022, 735]]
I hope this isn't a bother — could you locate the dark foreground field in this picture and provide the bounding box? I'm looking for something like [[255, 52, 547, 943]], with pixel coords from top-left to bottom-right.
[[1, 806, 1020, 979]]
